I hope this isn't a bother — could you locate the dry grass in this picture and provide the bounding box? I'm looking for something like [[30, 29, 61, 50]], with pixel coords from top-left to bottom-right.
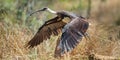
[[0, 19, 120, 60]]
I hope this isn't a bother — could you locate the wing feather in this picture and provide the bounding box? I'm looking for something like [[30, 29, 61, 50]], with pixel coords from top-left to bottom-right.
[[27, 16, 67, 48], [55, 18, 89, 55]]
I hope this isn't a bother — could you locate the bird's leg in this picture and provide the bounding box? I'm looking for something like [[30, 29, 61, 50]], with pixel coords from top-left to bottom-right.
[[84, 32, 91, 41], [84, 32, 93, 55]]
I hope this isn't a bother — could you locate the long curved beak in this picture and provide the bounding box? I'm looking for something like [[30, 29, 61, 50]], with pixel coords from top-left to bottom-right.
[[29, 7, 57, 16]]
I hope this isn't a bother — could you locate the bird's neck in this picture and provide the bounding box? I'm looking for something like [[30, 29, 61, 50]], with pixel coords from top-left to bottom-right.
[[46, 8, 57, 14], [61, 11, 78, 19]]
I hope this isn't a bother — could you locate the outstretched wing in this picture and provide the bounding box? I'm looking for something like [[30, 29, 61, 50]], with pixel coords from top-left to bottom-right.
[[55, 18, 89, 56], [27, 16, 67, 48]]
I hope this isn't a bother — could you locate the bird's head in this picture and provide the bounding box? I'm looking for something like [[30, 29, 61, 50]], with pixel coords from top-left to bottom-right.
[[42, 8, 67, 18], [39, 7, 48, 11], [29, 7, 56, 16], [45, 7, 57, 14], [29, 7, 68, 18]]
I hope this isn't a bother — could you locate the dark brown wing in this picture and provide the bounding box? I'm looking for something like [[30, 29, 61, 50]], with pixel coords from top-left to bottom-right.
[[27, 16, 67, 48]]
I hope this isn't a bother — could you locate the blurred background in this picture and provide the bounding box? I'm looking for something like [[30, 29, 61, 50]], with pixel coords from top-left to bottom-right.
[[0, 0, 120, 60]]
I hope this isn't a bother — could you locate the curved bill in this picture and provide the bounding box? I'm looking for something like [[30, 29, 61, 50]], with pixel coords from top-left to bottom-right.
[[26, 7, 57, 20], [29, 7, 57, 16], [29, 7, 47, 16]]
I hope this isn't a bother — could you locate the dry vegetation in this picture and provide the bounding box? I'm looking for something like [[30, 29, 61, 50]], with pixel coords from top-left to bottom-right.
[[0, 0, 120, 60]]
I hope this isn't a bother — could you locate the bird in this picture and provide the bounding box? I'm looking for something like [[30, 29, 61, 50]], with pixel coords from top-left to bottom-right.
[[26, 7, 89, 57]]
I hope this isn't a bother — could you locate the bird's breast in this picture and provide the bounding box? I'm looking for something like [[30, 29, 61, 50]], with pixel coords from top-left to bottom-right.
[[62, 18, 81, 32]]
